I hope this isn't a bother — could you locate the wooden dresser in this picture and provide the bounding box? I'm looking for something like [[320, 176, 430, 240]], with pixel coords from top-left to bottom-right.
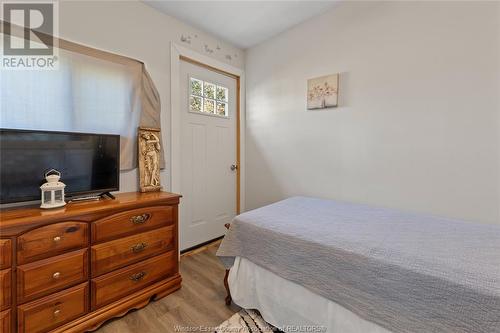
[[0, 192, 182, 333]]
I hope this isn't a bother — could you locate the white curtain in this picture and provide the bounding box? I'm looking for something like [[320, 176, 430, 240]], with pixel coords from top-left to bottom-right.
[[0, 36, 146, 170]]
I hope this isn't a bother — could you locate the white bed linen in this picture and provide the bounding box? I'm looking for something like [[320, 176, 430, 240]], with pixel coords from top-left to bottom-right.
[[229, 256, 392, 333]]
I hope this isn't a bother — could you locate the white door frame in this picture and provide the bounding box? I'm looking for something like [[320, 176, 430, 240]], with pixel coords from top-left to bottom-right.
[[170, 42, 245, 214]]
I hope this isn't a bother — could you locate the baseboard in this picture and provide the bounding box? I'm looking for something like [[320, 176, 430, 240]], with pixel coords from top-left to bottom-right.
[[180, 236, 224, 255]]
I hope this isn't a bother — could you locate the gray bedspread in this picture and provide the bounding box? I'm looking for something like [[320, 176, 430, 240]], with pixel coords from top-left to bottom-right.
[[216, 197, 500, 333]]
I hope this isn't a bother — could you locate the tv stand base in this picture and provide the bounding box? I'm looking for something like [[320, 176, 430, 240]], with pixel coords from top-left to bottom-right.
[[100, 191, 116, 200], [67, 192, 115, 203], [68, 195, 101, 203]]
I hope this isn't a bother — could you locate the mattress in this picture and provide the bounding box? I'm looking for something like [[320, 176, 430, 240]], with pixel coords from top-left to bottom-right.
[[217, 197, 500, 333]]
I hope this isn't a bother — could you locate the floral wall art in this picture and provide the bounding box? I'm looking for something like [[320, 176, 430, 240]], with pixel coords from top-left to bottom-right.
[[307, 73, 339, 110]]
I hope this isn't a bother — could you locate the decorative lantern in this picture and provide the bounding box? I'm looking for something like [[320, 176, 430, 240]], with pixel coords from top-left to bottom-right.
[[40, 169, 66, 209]]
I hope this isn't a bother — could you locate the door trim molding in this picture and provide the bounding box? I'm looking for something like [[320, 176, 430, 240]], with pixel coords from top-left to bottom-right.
[[170, 42, 245, 214]]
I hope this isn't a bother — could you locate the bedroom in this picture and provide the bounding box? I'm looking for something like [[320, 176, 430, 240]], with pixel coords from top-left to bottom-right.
[[0, 1, 498, 333]]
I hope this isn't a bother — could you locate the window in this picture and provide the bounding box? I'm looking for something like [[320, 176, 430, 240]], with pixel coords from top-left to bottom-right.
[[189, 77, 228, 117], [0, 37, 155, 171]]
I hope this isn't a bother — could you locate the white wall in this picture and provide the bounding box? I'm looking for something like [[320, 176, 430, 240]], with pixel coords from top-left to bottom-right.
[[59, 0, 244, 193], [245, 1, 500, 224]]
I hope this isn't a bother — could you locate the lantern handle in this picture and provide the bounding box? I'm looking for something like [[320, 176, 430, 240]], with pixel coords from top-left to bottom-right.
[[45, 169, 61, 178]]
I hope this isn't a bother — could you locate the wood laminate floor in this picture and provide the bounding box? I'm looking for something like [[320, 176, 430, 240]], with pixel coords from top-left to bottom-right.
[[96, 241, 239, 333]]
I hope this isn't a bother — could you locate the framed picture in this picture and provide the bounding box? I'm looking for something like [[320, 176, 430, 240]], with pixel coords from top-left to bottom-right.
[[307, 73, 339, 110]]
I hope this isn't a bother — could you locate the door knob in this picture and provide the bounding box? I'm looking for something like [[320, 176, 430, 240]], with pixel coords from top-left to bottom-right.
[[230, 164, 238, 171]]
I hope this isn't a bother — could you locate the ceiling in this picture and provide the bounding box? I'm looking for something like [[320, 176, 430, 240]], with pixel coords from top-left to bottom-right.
[[142, 1, 338, 49]]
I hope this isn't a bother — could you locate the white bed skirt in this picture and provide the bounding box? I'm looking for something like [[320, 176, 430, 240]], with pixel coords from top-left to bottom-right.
[[228, 257, 392, 333]]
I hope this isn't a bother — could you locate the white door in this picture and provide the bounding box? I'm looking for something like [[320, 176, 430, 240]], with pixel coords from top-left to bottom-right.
[[179, 59, 238, 251]]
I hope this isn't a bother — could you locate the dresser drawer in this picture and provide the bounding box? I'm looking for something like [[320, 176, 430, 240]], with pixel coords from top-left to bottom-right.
[[17, 222, 88, 265], [0, 240, 12, 269], [17, 249, 88, 303], [0, 269, 11, 311], [92, 206, 173, 243], [0, 309, 10, 333], [17, 283, 88, 333], [91, 251, 176, 309], [91, 226, 174, 277]]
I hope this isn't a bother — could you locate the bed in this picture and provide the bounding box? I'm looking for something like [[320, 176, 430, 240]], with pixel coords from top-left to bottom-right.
[[216, 197, 500, 333]]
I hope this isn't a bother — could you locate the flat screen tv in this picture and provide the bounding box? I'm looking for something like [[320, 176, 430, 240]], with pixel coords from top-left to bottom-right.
[[0, 129, 120, 204]]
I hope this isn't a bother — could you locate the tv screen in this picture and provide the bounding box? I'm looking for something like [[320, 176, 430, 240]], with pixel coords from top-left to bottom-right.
[[0, 129, 120, 204]]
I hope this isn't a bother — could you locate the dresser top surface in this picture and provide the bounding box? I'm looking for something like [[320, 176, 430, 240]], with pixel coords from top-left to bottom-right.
[[0, 192, 181, 236]]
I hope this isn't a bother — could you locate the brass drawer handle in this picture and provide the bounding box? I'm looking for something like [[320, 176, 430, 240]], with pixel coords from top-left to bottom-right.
[[129, 271, 146, 282], [52, 272, 61, 279], [53, 236, 61, 242], [130, 213, 150, 225], [53, 309, 61, 317], [131, 242, 148, 253]]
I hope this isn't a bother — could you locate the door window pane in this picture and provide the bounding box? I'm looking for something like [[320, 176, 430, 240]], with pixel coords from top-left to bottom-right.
[[204, 82, 216, 99], [190, 78, 203, 96], [216, 102, 227, 116], [190, 95, 203, 112], [216, 86, 228, 102], [189, 77, 229, 117], [204, 99, 215, 114]]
